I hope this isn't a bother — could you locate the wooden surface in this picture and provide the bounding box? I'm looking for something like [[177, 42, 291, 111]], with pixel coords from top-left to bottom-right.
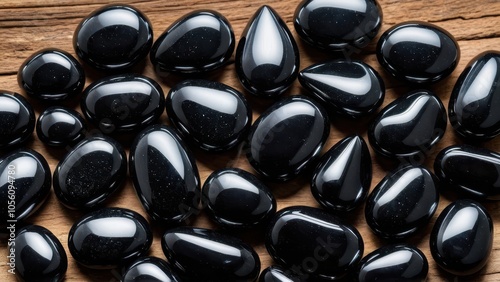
[[1, 0, 500, 281]]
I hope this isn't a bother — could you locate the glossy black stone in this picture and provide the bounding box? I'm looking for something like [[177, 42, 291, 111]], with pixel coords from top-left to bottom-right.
[[377, 21, 460, 84], [68, 207, 152, 269], [202, 168, 276, 229], [0, 92, 35, 149], [121, 257, 181, 282], [266, 206, 364, 280], [449, 51, 500, 140], [294, 0, 383, 51], [299, 60, 385, 118], [81, 74, 165, 134], [259, 266, 297, 282], [162, 227, 261, 281], [53, 136, 127, 209], [365, 166, 439, 239], [368, 89, 447, 160], [18, 48, 85, 100], [166, 79, 252, 151], [246, 95, 329, 181], [430, 200, 493, 276], [36, 106, 86, 147], [15, 225, 68, 282], [130, 125, 200, 224], [235, 6, 299, 97], [73, 4, 153, 71], [356, 244, 428, 282], [151, 10, 234, 74]]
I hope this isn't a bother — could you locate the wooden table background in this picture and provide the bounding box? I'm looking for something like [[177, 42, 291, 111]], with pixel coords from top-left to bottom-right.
[[2, 0, 500, 281]]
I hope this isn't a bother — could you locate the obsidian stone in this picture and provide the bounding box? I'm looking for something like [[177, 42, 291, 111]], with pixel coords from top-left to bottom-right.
[[36, 106, 86, 147], [356, 244, 428, 282], [368, 89, 447, 160], [0, 92, 35, 149], [130, 125, 200, 224], [151, 10, 234, 74], [18, 48, 85, 101], [53, 136, 127, 209], [246, 95, 329, 181], [449, 51, 500, 140], [68, 207, 152, 269], [15, 225, 68, 282], [259, 266, 298, 282], [121, 257, 181, 282], [430, 200, 493, 276], [73, 4, 153, 71], [266, 206, 364, 280], [202, 168, 276, 229], [294, 0, 383, 51], [299, 60, 385, 118], [377, 21, 460, 84], [166, 79, 252, 151], [235, 5, 299, 98], [81, 74, 165, 134], [162, 227, 261, 281]]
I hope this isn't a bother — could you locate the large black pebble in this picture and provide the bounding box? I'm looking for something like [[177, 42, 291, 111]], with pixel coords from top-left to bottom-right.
[[0, 92, 35, 149]]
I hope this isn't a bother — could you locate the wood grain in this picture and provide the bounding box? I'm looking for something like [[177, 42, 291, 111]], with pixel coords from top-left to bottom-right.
[[1, 0, 500, 281]]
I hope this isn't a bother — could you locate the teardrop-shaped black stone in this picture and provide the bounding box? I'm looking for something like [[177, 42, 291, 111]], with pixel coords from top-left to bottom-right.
[[0, 92, 35, 149], [121, 257, 181, 282], [36, 106, 87, 147], [259, 265, 297, 282]]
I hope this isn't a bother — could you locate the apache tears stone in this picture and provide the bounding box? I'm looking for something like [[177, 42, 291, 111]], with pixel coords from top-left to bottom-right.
[[0, 92, 35, 149], [259, 266, 297, 282], [121, 257, 181, 282], [36, 106, 86, 147]]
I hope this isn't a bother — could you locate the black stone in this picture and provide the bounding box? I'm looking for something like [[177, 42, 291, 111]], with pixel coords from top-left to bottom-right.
[[246, 95, 329, 181], [73, 4, 153, 71], [235, 5, 299, 98], [150, 10, 234, 74], [81, 74, 164, 134], [16, 225, 68, 282], [130, 125, 200, 224], [121, 257, 181, 282], [166, 79, 252, 152], [36, 106, 87, 147], [377, 21, 460, 84], [53, 136, 127, 209], [202, 168, 277, 229], [311, 135, 372, 213], [266, 206, 364, 280], [0, 92, 35, 149], [430, 200, 493, 276], [162, 226, 261, 281], [368, 89, 447, 160], [299, 60, 385, 118], [294, 0, 383, 51], [259, 265, 298, 282]]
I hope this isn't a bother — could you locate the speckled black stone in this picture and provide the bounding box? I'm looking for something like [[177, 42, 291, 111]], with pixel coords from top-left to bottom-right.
[[259, 265, 297, 282], [121, 257, 181, 282], [36, 106, 86, 147], [0, 91, 35, 149]]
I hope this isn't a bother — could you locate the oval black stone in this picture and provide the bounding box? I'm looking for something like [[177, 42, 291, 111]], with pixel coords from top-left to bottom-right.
[[36, 106, 87, 147], [377, 21, 460, 84], [246, 95, 329, 181], [162, 227, 261, 281], [235, 5, 299, 98], [53, 136, 127, 209], [166, 79, 252, 152], [0, 92, 35, 149], [259, 265, 297, 282], [121, 257, 181, 282], [430, 200, 493, 276]]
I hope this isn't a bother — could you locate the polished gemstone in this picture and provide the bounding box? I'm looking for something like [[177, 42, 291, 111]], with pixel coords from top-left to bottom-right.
[[81, 74, 165, 134], [73, 4, 153, 70], [368, 89, 447, 160], [430, 200, 493, 276], [130, 125, 200, 224], [235, 5, 299, 97], [294, 0, 383, 51], [0, 92, 35, 149], [68, 207, 152, 269], [36, 106, 86, 147], [18, 48, 85, 100], [266, 206, 364, 280], [121, 257, 181, 282], [202, 168, 276, 228], [151, 10, 234, 74], [299, 60, 385, 118], [246, 95, 329, 181], [356, 244, 428, 282], [449, 51, 500, 140], [311, 135, 371, 213], [15, 225, 67, 282], [377, 21, 460, 84], [53, 136, 127, 209], [259, 266, 296, 282], [166, 79, 252, 151], [162, 227, 260, 281]]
